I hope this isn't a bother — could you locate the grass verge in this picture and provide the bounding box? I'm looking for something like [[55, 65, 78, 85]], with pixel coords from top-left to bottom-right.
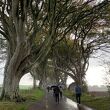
[[0, 88, 44, 110], [64, 89, 110, 110]]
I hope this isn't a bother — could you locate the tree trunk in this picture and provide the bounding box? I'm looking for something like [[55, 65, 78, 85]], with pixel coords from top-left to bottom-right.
[[30, 71, 37, 89], [38, 79, 43, 88], [33, 76, 36, 89], [38, 78, 46, 89], [1, 72, 21, 101], [1, 42, 30, 101], [1, 65, 27, 102]]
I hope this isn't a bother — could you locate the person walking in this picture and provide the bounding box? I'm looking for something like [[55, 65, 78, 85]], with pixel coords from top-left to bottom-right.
[[47, 86, 50, 92], [75, 84, 82, 104], [52, 85, 60, 104], [59, 86, 63, 99]]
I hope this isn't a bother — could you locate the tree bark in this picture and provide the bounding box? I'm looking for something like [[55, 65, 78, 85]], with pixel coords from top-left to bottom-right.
[[33, 75, 36, 89], [3, 75, 18, 99], [38, 79, 43, 88], [1, 41, 30, 101], [1, 72, 22, 101]]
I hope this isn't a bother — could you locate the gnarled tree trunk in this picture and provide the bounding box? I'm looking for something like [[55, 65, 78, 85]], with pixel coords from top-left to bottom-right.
[[33, 75, 36, 89], [1, 41, 30, 101], [2, 73, 20, 101]]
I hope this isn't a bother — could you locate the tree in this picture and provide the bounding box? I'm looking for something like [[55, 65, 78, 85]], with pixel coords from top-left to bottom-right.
[[0, 0, 109, 101], [103, 61, 110, 96], [0, 34, 7, 64], [49, 1, 110, 86], [0, 0, 58, 100], [51, 38, 90, 85]]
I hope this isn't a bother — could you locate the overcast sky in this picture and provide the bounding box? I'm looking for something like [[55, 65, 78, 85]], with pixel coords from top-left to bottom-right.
[[0, 50, 109, 86]]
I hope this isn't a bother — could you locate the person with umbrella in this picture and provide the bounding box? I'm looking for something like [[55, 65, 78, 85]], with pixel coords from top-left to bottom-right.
[[51, 85, 60, 104]]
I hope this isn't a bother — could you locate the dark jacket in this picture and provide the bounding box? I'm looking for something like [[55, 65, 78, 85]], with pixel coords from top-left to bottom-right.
[[75, 85, 81, 94], [53, 86, 60, 94]]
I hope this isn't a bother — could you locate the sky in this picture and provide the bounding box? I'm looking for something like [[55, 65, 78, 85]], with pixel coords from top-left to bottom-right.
[[0, 62, 107, 86], [86, 66, 105, 86], [0, 51, 109, 86], [19, 61, 106, 86], [19, 56, 108, 86], [66, 58, 106, 86], [0, 0, 109, 88], [85, 50, 109, 86]]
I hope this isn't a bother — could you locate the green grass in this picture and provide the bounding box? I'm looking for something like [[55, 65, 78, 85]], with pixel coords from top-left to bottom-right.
[[83, 97, 110, 110], [64, 89, 110, 110], [20, 88, 45, 101], [19, 85, 32, 90], [0, 88, 45, 110], [0, 102, 27, 110]]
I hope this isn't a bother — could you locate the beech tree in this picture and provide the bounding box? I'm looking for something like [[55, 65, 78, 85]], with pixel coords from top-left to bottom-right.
[[0, 35, 6, 63], [0, 0, 109, 101], [50, 1, 110, 85]]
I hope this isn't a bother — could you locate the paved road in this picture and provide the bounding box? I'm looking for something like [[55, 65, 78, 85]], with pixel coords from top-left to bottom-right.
[[28, 91, 95, 110]]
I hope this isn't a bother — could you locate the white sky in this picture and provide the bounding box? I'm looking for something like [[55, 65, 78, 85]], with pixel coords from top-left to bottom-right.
[[67, 53, 107, 86], [0, 51, 109, 86], [0, 64, 107, 86], [86, 65, 105, 86], [0, 0, 108, 87], [0, 61, 107, 86], [20, 57, 107, 86], [19, 73, 33, 85], [67, 63, 106, 86]]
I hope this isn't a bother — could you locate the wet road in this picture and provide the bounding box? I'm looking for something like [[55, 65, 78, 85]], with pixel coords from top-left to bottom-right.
[[28, 91, 95, 110], [45, 91, 94, 110]]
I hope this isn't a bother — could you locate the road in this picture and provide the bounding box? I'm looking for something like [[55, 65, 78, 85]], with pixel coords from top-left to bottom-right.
[[28, 91, 95, 110]]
